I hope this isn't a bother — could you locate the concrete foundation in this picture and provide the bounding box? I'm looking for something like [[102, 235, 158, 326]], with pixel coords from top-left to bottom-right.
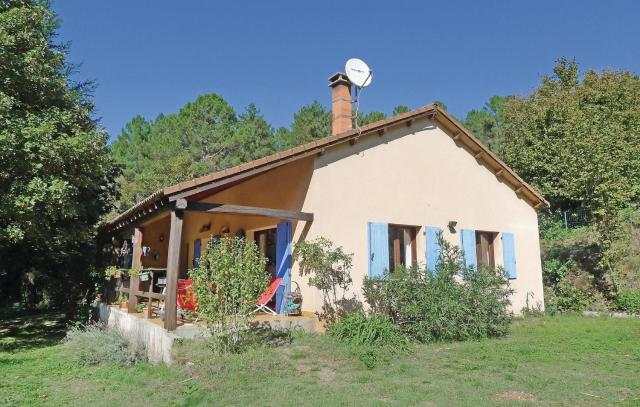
[[97, 303, 320, 365], [98, 303, 177, 364]]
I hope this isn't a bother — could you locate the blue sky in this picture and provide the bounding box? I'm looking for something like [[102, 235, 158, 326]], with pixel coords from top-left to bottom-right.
[[52, 1, 640, 141]]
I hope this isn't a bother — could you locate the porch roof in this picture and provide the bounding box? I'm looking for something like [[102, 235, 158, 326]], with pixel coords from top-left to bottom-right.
[[105, 104, 548, 232]]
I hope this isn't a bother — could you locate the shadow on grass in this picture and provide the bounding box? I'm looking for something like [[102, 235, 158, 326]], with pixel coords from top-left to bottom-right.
[[0, 311, 67, 352], [246, 321, 294, 347]]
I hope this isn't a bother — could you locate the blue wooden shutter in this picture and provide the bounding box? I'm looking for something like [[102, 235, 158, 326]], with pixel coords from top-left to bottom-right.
[[501, 232, 517, 279], [275, 221, 292, 314], [368, 222, 389, 278], [424, 226, 442, 275], [460, 229, 478, 269], [192, 238, 201, 268]]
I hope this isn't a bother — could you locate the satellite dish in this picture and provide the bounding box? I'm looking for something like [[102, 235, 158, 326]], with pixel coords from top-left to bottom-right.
[[345, 58, 372, 88]]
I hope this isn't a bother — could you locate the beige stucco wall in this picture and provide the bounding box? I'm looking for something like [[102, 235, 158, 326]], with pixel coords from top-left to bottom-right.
[[292, 117, 544, 314], [137, 117, 544, 315], [178, 158, 314, 274]]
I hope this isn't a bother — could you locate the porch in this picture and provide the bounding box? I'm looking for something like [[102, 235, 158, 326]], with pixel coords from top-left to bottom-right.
[[106, 199, 314, 331]]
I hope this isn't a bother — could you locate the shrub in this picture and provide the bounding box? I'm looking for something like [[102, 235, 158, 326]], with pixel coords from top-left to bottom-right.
[[294, 237, 359, 322], [546, 280, 590, 313], [543, 258, 576, 287], [189, 237, 269, 353], [63, 323, 146, 366], [615, 289, 640, 313], [363, 235, 514, 342], [329, 312, 409, 368]]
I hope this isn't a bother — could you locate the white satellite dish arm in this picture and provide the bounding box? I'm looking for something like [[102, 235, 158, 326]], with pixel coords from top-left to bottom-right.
[[352, 70, 372, 137]]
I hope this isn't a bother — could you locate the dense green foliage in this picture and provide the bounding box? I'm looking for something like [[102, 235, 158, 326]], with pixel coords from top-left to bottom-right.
[[188, 237, 269, 352], [63, 322, 146, 366], [463, 95, 511, 152], [615, 289, 640, 313], [462, 60, 640, 313], [501, 59, 640, 217], [0, 1, 117, 312], [4, 312, 640, 405], [294, 237, 357, 322], [275, 100, 331, 149], [329, 312, 409, 368], [363, 236, 513, 342], [111, 97, 276, 210]]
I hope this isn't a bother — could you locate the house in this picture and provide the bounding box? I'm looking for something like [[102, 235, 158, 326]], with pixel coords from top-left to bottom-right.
[[106, 72, 548, 331]]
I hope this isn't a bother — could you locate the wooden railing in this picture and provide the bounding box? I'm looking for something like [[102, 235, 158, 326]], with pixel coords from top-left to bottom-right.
[[113, 268, 168, 312]]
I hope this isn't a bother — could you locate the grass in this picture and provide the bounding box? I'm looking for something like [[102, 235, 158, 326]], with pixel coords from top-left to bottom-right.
[[1, 314, 639, 406]]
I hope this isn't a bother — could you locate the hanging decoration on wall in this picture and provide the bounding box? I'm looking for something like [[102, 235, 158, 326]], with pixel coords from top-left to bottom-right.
[[199, 221, 212, 233], [159, 233, 165, 242]]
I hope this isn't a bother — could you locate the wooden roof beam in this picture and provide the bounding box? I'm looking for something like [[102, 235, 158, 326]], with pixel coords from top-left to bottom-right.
[[185, 202, 313, 222]]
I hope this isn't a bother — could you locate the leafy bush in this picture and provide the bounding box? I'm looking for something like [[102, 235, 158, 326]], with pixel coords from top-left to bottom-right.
[[189, 237, 269, 353], [329, 312, 409, 369], [294, 237, 359, 322], [363, 235, 514, 342], [545, 281, 590, 313], [543, 258, 576, 287], [615, 289, 640, 313], [63, 323, 146, 366], [329, 312, 409, 349]]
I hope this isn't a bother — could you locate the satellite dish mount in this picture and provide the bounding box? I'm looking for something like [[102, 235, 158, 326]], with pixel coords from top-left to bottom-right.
[[345, 58, 373, 135]]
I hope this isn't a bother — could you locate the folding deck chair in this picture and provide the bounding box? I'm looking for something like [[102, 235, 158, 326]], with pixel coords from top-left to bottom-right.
[[252, 277, 282, 316], [176, 278, 197, 319], [159, 278, 198, 321]]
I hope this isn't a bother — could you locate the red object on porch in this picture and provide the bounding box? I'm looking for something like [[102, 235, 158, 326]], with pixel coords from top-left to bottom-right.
[[253, 277, 282, 315], [177, 279, 197, 311]]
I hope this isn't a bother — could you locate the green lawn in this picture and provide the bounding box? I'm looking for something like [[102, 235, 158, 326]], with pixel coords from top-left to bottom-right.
[[1, 314, 639, 406]]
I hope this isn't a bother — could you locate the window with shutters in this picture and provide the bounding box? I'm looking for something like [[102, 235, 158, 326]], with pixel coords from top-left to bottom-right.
[[475, 231, 497, 267], [388, 224, 418, 272]]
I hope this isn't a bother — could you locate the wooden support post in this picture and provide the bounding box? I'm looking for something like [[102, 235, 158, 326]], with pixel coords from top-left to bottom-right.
[[164, 209, 184, 331], [128, 227, 143, 313]]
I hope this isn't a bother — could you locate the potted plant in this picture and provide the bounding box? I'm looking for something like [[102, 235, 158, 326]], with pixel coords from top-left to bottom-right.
[[128, 266, 143, 278], [117, 293, 129, 309], [104, 265, 122, 280], [134, 302, 145, 313]]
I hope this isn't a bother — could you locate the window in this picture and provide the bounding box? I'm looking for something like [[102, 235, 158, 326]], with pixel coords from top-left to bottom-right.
[[475, 231, 497, 267], [255, 228, 277, 278], [388, 224, 418, 272]]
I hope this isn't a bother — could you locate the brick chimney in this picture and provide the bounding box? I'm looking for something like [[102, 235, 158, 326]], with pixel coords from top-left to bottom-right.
[[328, 72, 352, 135]]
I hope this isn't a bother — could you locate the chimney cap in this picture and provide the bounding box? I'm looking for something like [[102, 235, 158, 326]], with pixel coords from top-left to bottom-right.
[[328, 72, 351, 87]]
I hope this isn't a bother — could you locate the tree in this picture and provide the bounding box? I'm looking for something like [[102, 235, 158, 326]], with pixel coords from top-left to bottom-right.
[[276, 101, 331, 149], [501, 59, 640, 284], [464, 95, 512, 152], [392, 105, 410, 116], [501, 59, 640, 216], [0, 1, 117, 312], [233, 103, 276, 164], [111, 96, 277, 211], [356, 110, 387, 126], [189, 237, 269, 352], [294, 237, 356, 322]]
